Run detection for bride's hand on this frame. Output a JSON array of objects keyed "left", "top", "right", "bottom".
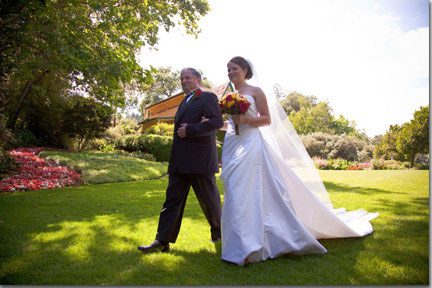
[
  {"left": 232, "top": 115, "right": 247, "bottom": 125},
  {"left": 200, "top": 117, "right": 209, "bottom": 123}
]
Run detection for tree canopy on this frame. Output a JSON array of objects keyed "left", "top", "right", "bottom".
[
  {"left": 0, "top": 0, "right": 209, "bottom": 147},
  {"left": 1, "top": 0, "right": 210, "bottom": 131},
  {"left": 396, "top": 106, "right": 429, "bottom": 167},
  {"left": 278, "top": 90, "right": 359, "bottom": 137},
  {"left": 374, "top": 106, "right": 429, "bottom": 166}
]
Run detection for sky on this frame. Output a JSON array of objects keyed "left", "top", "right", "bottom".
[{"left": 138, "top": 0, "right": 429, "bottom": 137}]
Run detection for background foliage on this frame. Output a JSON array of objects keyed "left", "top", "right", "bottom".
[
  {"left": 374, "top": 106, "right": 428, "bottom": 167},
  {"left": 0, "top": 0, "right": 210, "bottom": 147},
  {"left": 279, "top": 91, "right": 360, "bottom": 136}
]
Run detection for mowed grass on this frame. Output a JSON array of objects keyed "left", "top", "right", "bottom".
[
  {"left": 0, "top": 170, "right": 428, "bottom": 285},
  {"left": 39, "top": 150, "right": 168, "bottom": 185}
]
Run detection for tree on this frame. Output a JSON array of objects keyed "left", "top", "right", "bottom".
[
  {"left": 62, "top": 95, "right": 113, "bottom": 151},
  {"left": 331, "top": 115, "right": 357, "bottom": 135},
  {"left": 1, "top": 0, "right": 210, "bottom": 130},
  {"left": 373, "top": 125, "right": 403, "bottom": 160},
  {"left": 289, "top": 102, "right": 334, "bottom": 135},
  {"left": 396, "top": 106, "right": 429, "bottom": 167},
  {"left": 140, "top": 67, "right": 182, "bottom": 106},
  {"left": 19, "top": 72, "right": 71, "bottom": 147},
  {"left": 139, "top": 67, "right": 213, "bottom": 112},
  {"left": 280, "top": 91, "right": 318, "bottom": 115},
  {"left": 280, "top": 91, "right": 360, "bottom": 136}
]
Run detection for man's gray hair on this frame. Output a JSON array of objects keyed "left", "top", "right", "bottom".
[{"left": 183, "top": 67, "right": 202, "bottom": 79}]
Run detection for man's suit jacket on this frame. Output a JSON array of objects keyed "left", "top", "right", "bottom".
[{"left": 168, "top": 91, "right": 224, "bottom": 174}]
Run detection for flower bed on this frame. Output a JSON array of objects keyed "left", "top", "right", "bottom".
[
  {"left": 0, "top": 147, "right": 81, "bottom": 193},
  {"left": 313, "top": 157, "right": 406, "bottom": 170}
]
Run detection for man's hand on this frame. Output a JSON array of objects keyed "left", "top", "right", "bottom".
[{"left": 177, "top": 123, "right": 187, "bottom": 138}]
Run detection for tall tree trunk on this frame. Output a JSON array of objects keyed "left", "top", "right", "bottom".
[
  {"left": 410, "top": 153, "right": 416, "bottom": 168},
  {"left": 7, "top": 69, "right": 49, "bottom": 130},
  {"left": 113, "top": 106, "right": 117, "bottom": 127},
  {"left": 7, "top": 79, "right": 33, "bottom": 129}
]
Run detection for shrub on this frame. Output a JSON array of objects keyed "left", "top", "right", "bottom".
[
  {"left": 124, "top": 136, "right": 138, "bottom": 152},
  {"left": 301, "top": 133, "right": 330, "bottom": 159},
  {"left": 102, "top": 126, "right": 126, "bottom": 144},
  {"left": 144, "top": 123, "right": 174, "bottom": 136},
  {"left": 312, "top": 157, "right": 408, "bottom": 170},
  {"left": 327, "top": 158, "right": 351, "bottom": 170},
  {"left": 13, "top": 129, "right": 44, "bottom": 148},
  {"left": 370, "top": 159, "right": 403, "bottom": 170},
  {"left": 86, "top": 138, "right": 108, "bottom": 151},
  {"left": 0, "top": 150, "right": 15, "bottom": 176},
  {"left": 115, "top": 134, "right": 172, "bottom": 162},
  {"left": 114, "top": 150, "right": 156, "bottom": 161},
  {"left": 414, "top": 154, "right": 429, "bottom": 165},
  {"left": 328, "top": 138, "right": 358, "bottom": 161},
  {"left": 301, "top": 132, "right": 373, "bottom": 161},
  {"left": 144, "top": 134, "right": 172, "bottom": 162},
  {"left": 119, "top": 118, "right": 139, "bottom": 134},
  {"left": 99, "top": 143, "right": 115, "bottom": 153},
  {"left": 358, "top": 144, "right": 374, "bottom": 162}
]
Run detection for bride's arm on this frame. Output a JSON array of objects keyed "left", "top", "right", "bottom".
[
  {"left": 220, "top": 121, "right": 229, "bottom": 131},
  {"left": 201, "top": 117, "right": 228, "bottom": 130},
  {"left": 232, "top": 87, "right": 271, "bottom": 127}
]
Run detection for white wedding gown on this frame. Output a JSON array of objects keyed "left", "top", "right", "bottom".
[{"left": 220, "top": 95, "right": 378, "bottom": 266}]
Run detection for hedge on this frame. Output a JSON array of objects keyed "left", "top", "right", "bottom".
[
  {"left": 115, "top": 134, "right": 172, "bottom": 162},
  {"left": 115, "top": 134, "right": 223, "bottom": 164}
]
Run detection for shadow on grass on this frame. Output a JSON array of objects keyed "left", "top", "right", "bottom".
[
  {"left": 0, "top": 177, "right": 428, "bottom": 285},
  {"left": 0, "top": 179, "right": 229, "bottom": 284},
  {"left": 323, "top": 181, "right": 403, "bottom": 196}
]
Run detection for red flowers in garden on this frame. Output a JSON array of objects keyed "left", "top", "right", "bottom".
[{"left": 0, "top": 148, "right": 81, "bottom": 193}]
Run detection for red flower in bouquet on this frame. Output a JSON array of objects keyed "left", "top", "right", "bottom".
[{"left": 219, "top": 91, "right": 251, "bottom": 135}]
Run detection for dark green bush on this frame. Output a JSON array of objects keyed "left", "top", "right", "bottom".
[
  {"left": 0, "top": 149, "right": 15, "bottom": 176},
  {"left": 115, "top": 134, "right": 172, "bottom": 162},
  {"left": 13, "top": 129, "right": 44, "bottom": 148},
  {"left": 301, "top": 132, "right": 373, "bottom": 161},
  {"left": 328, "top": 138, "right": 358, "bottom": 161}
]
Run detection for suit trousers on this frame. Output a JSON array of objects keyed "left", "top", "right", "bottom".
[{"left": 156, "top": 172, "right": 222, "bottom": 243}]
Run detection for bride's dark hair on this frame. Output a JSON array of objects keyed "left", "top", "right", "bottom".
[{"left": 228, "top": 56, "right": 253, "bottom": 80}]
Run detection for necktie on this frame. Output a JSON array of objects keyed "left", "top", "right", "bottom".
[{"left": 185, "top": 93, "right": 193, "bottom": 103}]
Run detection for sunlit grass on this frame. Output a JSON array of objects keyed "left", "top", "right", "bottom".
[
  {"left": 39, "top": 151, "right": 168, "bottom": 185},
  {"left": 0, "top": 170, "right": 428, "bottom": 285}
]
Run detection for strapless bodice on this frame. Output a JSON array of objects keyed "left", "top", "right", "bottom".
[{"left": 242, "top": 94, "right": 258, "bottom": 118}]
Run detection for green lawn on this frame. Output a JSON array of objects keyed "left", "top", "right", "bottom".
[
  {"left": 0, "top": 170, "right": 428, "bottom": 285},
  {"left": 39, "top": 150, "right": 168, "bottom": 185}
]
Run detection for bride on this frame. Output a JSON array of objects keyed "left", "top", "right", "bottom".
[{"left": 218, "top": 56, "right": 378, "bottom": 266}]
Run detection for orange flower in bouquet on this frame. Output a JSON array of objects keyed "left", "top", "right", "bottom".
[{"left": 219, "top": 91, "right": 251, "bottom": 135}]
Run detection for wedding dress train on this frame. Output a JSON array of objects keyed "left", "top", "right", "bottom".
[{"left": 220, "top": 95, "right": 378, "bottom": 266}]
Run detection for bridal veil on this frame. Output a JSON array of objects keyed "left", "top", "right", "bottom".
[{"left": 246, "top": 59, "right": 378, "bottom": 238}]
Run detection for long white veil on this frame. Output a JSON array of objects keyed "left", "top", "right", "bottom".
[{"left": 247, "top": 60, "right": 334, "bottom": 209}]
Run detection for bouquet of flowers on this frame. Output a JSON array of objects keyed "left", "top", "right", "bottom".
[{"left": 219, "top": 91, "right": 251, "bottom": 135}]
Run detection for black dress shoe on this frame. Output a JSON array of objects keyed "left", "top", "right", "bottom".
[{"left": 138, "top": 240, "right": 170, "bottom": 253}]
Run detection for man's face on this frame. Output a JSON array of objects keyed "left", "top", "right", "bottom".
[{"left": 180, "top": 69, "right": 201, "bottom": 94}]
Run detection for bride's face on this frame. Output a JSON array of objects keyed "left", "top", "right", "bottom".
[{"left": 227, "top": 62, "right": 247, "bottom": 83}]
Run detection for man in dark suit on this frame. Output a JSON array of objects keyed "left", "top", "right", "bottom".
[{"left": 138, "top": 68, "right": 224, "bottom": 253}]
